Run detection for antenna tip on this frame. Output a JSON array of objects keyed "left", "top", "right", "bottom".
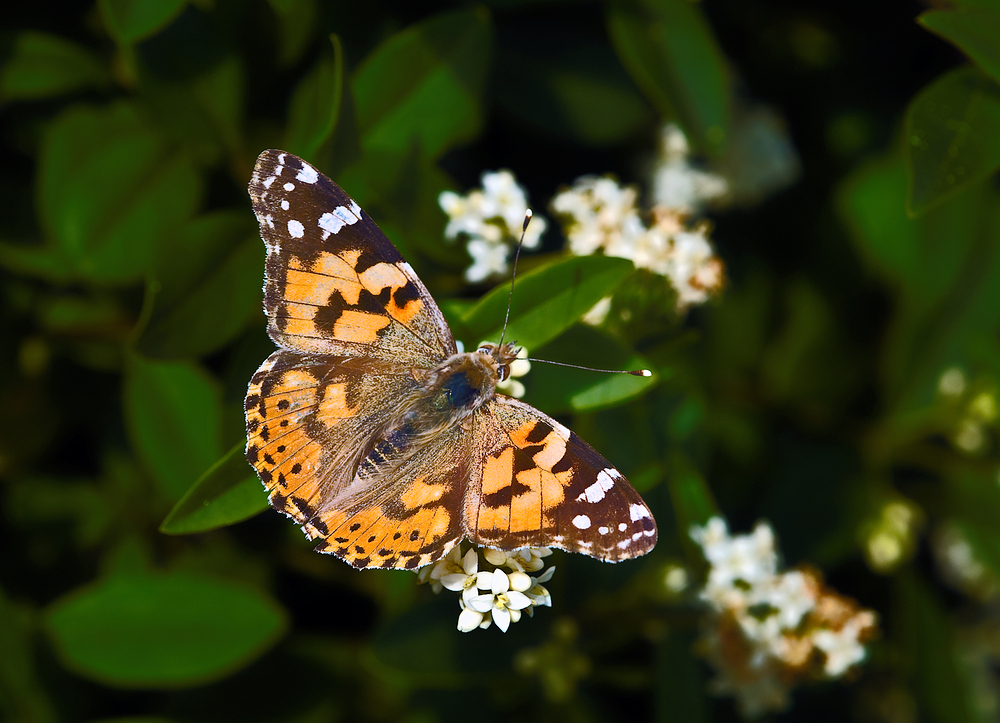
[
  {"left": 637, "top": 369, "right": 653, "bottom": 377},
  {"left": 523, "top": 209, "right": 532, "bottom": 231}
]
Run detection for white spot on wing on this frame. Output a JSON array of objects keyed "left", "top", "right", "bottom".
[
  {"left": 618, "top": 523, "right": 627, "bottom": 532},
  {"left": 281, "top": 200, "right": 289, "bottom": 210},
  {"left": 283, "top": 182, "right": 295, "bottom": 191},
  {"left": 318, "top": 205, "right": 362, "bottom": 236},
  {"left": 287, "top": 219, "right": 304, "bottom": 238},
  {"left": 263, "top": 176, "right": 275, "bottom": 188},
  {"left": 265, "top": 214, "right": 274, "bottom": 229},
  {"left": 277, "top": 153, "right": 286, "bottom": 165},
  {"left": 578, "top": 469, "right": 615, "bottom": 503},
  {"left": 572, "top": 514, "right": 591, "bottom": 530},
  {"left": 598, "top": 526, "right": 609, "bottom": 535},
  {"left": 296, "top": 164, "right": 319, "bottom": 184},
  {"left": 629, "top": 504, "right": 650, "bottom": 522}
]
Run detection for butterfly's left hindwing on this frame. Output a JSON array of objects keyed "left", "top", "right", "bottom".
[
  {"left": 465, "top": 396, "right": 657, "bottom": 562},
  {"left": 246, "top": 348, "right": 467, "bottom": 569}
]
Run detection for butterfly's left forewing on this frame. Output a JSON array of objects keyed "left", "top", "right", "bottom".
[{"left": 466, "top": 396, "right": 657, "bottom": 562}]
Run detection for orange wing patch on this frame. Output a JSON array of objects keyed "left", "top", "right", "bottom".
[
  {"left": 471, "top": 417, "right": 573, "bottom": 541},
  {"left": 312, "top": 474, "right": 460, "bottom": 569}
]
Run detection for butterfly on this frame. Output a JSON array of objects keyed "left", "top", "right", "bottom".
[{"left": 245, "top": 149, "right": 657, "bottom": 570}]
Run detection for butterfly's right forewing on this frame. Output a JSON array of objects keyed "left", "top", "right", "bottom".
[{"left": 248, "top": 150, "right": 455, "bottom": 366}]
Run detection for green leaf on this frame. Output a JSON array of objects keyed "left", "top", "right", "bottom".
[
  {"left": 161, "top": 443, "right": 266, "bottom": 535},
  {"left": 0, "top": 31, "right": 110, "bottom": 103},
  {"left": 0, "top": 588, "right": 57, "bottom": 723},
  {"left": 920, "top": 8, "right": 1000, "bottom": 85},
  {"left": 0, "top": 241, "right": 73, "bottom": 282},
  {"left": 352, "top": 7, "right": 492, "bottom": 160},
  {"left": 837, "top": 156, "right": 921, "bottom": 291},
  {"left": 666, "top": 450, "right": 718, "bottom": 557},
  {"left": 139, "top": 214, "right": 263, "bottom": 359},
  {"left": 98, "top": 0, "right": 188, "bottom": 45},
  {"left": 124, "top": 354, "right": 223, "bottom": 500},
  {"left": 896, "top": 571, "right": 981, "bottom": 723},
  {"left": 45, "top": 572, "right": 286, "bottom": 688},
  {"left": 268, "top": 0, "right": 319, "bottom": 67},
  {"left": 607, "top": 0, "right": 730, "bottom": 154},
  {"left": 284, "top": 35, "right": 343, "bottom": 159},
  {"left": 461, "top": 255, "right": 634, "bottom": 351},
  {"left": 139, "top": 54, "right": 245, "bottom": 163},
  {"left": 495, "top": 31, "right": 651, "bottom": 146},
  {"left": 39, "top": 103, "right": 202, "bottom": 284},
  {"left": 904, "top": 66, "right": 1000, "bottom": 216},
  {"left": 523, "top": 324, "right": 656, "bottom": 413}
]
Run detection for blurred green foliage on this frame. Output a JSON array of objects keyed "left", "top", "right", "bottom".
[{"left": 2, "top": 0, "right": 1000, "bottom": 722}]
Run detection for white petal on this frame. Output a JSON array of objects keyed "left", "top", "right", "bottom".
[
  {"left": 492, "top": 570, "right": 511, "bottom": 595},
  {"left": 457, "top": 607, "right": 484, "bottom": 633},
  {"left": 468, "top": 594, "right": 495, "bottom": 613},
  {"left": 440, "top": 573, "right": 471, "bottom": 592},
  {"left": 461, "top": 548, "right": 479, "bottom": 576},
  {"left": 492, "top": 606, "right": 512, "bottom": 632},
  {"left": 509, "top": 608, "right": 522, "bottom": 624},
  {"left": 506, "top": 591, "right": 533, "bottom": 610},
  {"left": 508, "top": 571, "right": 532, "bottom": 592},
  {"left": 475, "top": 570, "right": 494, "bottom": 590},
  {"left": 484, "top": 548, "right": 508, "bottom": 566},
  {"left": 534, "top": 566, "right": 556, "bottom": 584}
]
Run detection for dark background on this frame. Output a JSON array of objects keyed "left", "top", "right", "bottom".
[{"left": 1, "top": 1, "right": 997, "bottom": 722}]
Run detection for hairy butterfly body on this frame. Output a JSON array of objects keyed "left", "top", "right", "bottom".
[{"left": 246, "top": 149, "right": 656, "bottom": 570}]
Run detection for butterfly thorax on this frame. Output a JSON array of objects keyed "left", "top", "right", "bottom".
[{"left": 356, "top": 346, "right": 516, "bottom": 482}]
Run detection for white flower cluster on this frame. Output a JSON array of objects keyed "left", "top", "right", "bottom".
[
  {"left": 439, "top": 171, "right": 547, "bottom": 283},
  {"left": 418, "top": 545, "right": 555, "bottom": 633},
  {"left": 690, "top": 517, "right": 877, "bottom": 718},
  {"left": 652, "top": 123, "right": 729, "bottom": 212},
  {"left": 551, "top": 125, "right": 725, "bottom": 310}
]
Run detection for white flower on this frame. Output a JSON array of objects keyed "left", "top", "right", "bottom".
[
  {"left": 651, "top": 124, "right": 728, "bottom": 213},
  {"left": 457, "top": 598, "right": 490, "bottom": 632},
  {"left": 690, "top": 516, "right": 877, "bottom": 715},
  {"left": 525, "top": 566, "right": 556, "bottom": 608},
  {"left": 439, "top": 170, "right": 547, "bottom": 283},
  {"left": 467, "top": 569, "right": 533, "bottom": 632},
  {"left": 552, "top": 172, "right": 724, "bottom": 311},
  {"left": 662, "top": 227, "right": 724, "bottom": 308},
  {"left": 439, "top": 548, "right": 487, "bottom": 604},
  {"left": 812, "top": 613, "right": 875, "bottom": 676},
  {"left": 465, "top": 238, "right": 509, "bottom": 283},
  {"left": 419, "top": 544, "right": 466, "bottom": 594},
  {"left": 552, "top": 176, "right": 644, "bottom": 257}
]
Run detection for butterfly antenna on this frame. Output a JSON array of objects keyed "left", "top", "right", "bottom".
[
  {"left": 526, "top": 357, "right": 652, "bottom": 377},
  {"left": 497, "top": 210, "right": 531, "bottom": 348}
]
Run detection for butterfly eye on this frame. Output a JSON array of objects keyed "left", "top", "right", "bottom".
[{"left": 497, "top": 365, "right": 509, "bottom": 382}]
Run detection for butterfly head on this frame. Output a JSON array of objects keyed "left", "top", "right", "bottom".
[{"left": 475, "top": 341, "right": 521, "bottom": 383}]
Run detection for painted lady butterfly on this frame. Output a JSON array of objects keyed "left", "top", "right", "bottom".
[{"left": 245, "top": 150, "right": 657, "bottom": 570}]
